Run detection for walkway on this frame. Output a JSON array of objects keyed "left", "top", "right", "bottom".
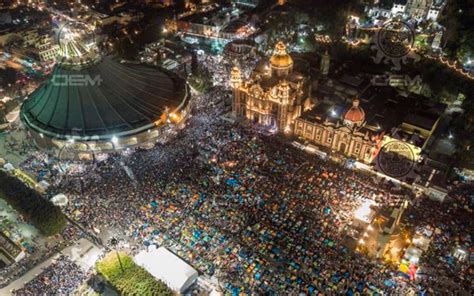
[
  {"left": 0, "top": 238, "right": 100, "bottom": 295},
  {"left": 0, "top": 253, "right": 59, "bottom": 295}
]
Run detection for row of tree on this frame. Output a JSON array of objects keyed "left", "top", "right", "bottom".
[
  {"left": 96, "top": 252, "right": 174, "bottom": 296},
  {"left": 439, "top": 0, "right": 474, "bottom": 63},
  {"left": 0, "top": 170, "right": 66, "bottom": 236}
]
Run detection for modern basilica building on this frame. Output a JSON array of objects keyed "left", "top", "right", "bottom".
[{"left": 20, "top": 22, "right": 191, "bottom": 156}]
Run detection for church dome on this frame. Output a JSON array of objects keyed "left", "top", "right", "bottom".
[
  {"left": 21, "top": 20, "right": 190, "bottom": 142},
  {"left": 344, "top": 99, "right": 365, "bottom": 125},
  {"left": 270, "top": 41, "right": 293, "bottom": 69}
]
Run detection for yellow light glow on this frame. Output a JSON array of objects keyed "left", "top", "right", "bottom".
[{"left": 354, "top": 200, "right": 376, "bottom": 223}]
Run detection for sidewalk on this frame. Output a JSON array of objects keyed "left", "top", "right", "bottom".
[
  {"left": 0, "top": 253, "right": 60, "bottom": 295},
  {"left": 0, "top": 238, "right": 100, "bottom": 295}
]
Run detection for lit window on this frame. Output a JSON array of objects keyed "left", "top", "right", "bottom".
[
  {"left": 327, "top": 133, "right": 333, "bottom": 143},
  {"left": 354, "top": 143, "right": 361, "bottom": 154}
]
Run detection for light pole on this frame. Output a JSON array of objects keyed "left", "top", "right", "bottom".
[{"left": 110, "top": 238, "right": 124, "bottom": 274}]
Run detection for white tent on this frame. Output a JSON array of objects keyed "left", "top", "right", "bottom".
[
  {"left": 134, "top": 247, "right": 198, "bottom": 294},
  {"left": 3, "top": 163, "right": 14, "bottom": 171},
  {"left": 51, "top": 193, "right": 68, "bottom": 207}
]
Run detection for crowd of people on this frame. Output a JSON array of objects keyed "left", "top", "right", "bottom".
[
  {"left": 36, "top": 84, "right": 472, "bottom": 295},
  {"left": 1, "top": 131, "right": 34, "bottom": 158},
  {"left": 404, "top": 187, "right": 473, "bottom": 294},
  {"left": 0, "top": 243, "right": 63, "bottom": 289},
  {"left": 3, "top": 55, "right": 471, "bottom": 294},
  {"left": 12, "top": 255, "right": 87, "bottom": 295}
]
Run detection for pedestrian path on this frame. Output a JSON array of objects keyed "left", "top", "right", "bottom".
[{"left": 0, "top": 253, "right": 59, "bottom": 295}]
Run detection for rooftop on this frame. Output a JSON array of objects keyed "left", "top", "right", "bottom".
[{"left": 21, "top": 56, "right": 188, "bottom": 140}]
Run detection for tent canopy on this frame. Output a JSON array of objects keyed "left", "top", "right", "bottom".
[
  {"left": 51, "top": 193, "right": 68, "bottom": 206},
  {"left": 134, "top": 246, "right": 198, "bottom": 293}
]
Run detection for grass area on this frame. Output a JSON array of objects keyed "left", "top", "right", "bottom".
[{"left": 96, "top": 252, "right": 174, "bottom": 296}]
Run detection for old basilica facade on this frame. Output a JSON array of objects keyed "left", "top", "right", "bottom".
[
  {"left": 231, "top": 41, "right": 384, "bottom": 164},
  {"left": 231, "top": 41, "right": 310, "bottom": 133}
]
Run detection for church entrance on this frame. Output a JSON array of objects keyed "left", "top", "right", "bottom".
[
  {"left": 253, "top": 114, "right": 259, "bottom": 124},
  {"left": 339, "top": 143, "right": 347, "bottom": 154}
]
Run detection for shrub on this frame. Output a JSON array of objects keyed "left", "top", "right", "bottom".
[
  {"left": 96, "top": 252, "right": 174, "bottom": 296},
  {"left": 0, "top": 170, "right": 66, "bottom": 236}
]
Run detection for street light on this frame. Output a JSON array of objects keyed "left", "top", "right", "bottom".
[{"left": 110, "top": 237, "right": 124, "bottom": 274}]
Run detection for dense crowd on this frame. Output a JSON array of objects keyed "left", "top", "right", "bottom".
[
  {"left": 12, "top": 255, "right": 86, "bottom": 296},
  {"left": 0, "top": 245, "right": 62, "bottom": 289},
  {"left": 0, "top": 224, "right": 84, "bottom": 289},
  {"left": 39, "top": 85, "right": 474, "bottom": 294},
  {"left": 5, "top": 58, "right": 471, "bottom": 294},
  {"left": 404, "top": 186, "right": 473, "bottom": 294}
]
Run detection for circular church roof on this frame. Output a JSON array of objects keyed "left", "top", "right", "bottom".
[
  {"left": 344, "top": 99, "right": 365, "bottom": 124},
  {"left": 21, "top": 56, "right": 188, "bottom": 140}
]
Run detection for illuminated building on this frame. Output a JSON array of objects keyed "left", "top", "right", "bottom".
[
  {"left": 296, "top": 92, "right": 445, "bottom": 165},
  {"left": 223, "top": 39, "right": 257, "bottom": 62},
  {"left": 231, "top": 41, "right": 311, "bottom": 131},
  {"left": 21, "top": 22, "right": 190, "bottom": 154},
  {"left": 366, "top": 0, "right": 446, "bottom": 21},
  {"left": 354, "top": 201, "right": 409, "bottom": 262},
  {"left": 37, "top": 38, "right": 60, "bottom": 63},
  {"left": 406, "top": 0, "right": 446, "bottom": 21},
  {"left": 233, "top": 42, "right": 445, "bottom": 167},
  {"left": 320, "top": 50, "right": 330, "bottom": 76},
  {"left": 174, "top": 4, "right": 256, "bottom": 41},
  {"left": 295, "top": 99, "right": 384, "bottom": 163}
]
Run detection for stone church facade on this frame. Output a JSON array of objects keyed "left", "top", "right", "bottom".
[{"left": 231, "top": 42, "right": 384, "bottom": 164}]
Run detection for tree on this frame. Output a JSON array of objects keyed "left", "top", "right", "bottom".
[
  {"left": 191, "top": 51, "right": 199, "bottom": 75},
  {"left": 96, "top": 252, "right": 174, "bottom": 296},
  {"left": 0, "top": 171, "right": 66, "bottom": 236},
  {"left": 291, "top": 0, "right": 364, "bottom": 39},
  {"left": 0, "top": 68, "right": 17, "bottom": 88},
  {"left": 31, "top": 204, "right": 67, "bottom": 236},
  {"left": 439, "top": 0, "right": 474, "bottom": 61},
  {"left": 118, "top": 38, "right": 139, "bottom": 60},
  {"left": 174, "top": 0, "right": 186, "bottom": 14}
]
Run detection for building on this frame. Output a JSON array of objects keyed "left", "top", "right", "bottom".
[
  {"left": 223, "top": 39, "right": 257, "bottom": 62},
  {"left": 391, "top": 0, "right": 407, "bottom": 16},
  {"left": 231, "top": 41, "right": 311, "bottom": 132},
  {"left": 406, "top": 0, "right": 432, "bottom": 20},
  {"left": 20, "top": 29, "right": 40, "bottom": 47},
  {"left": 295, "top": 99, "right": 384, "bottom": 163},
  {"left": 232, "top": 42, "right": 445, "bottom": 166},
  {"left": 140, "top": 41, "right": 193, "bottom": 77},
  {"left": 295, "top": 85, "right": 444, "bottom": 164},
  {"left": 21, "top": 23, "right": 191, "bottom": 155},
  {"left": 366, "top": 0, "right": 446, "bottom": 21},
  {"left": 0, "top": 232, "right": 23, "bottom": 268},
  {"left": 36, "top": 36, "right": 60, "bottom": 62},
  {"left": 174, "top": 4, "right": 256, "bottom": 41}
]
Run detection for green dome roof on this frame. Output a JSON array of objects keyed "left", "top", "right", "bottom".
[{"left": 21, "top": 56, "right": 188, "bottom": 140}]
